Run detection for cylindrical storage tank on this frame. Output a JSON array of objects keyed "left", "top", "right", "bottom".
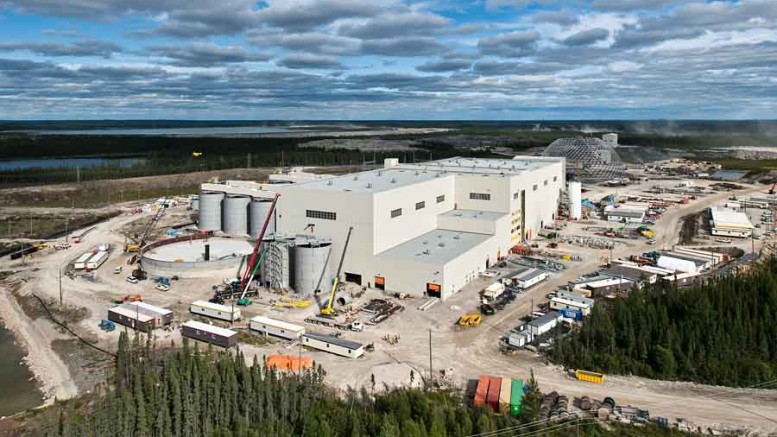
[
  {"left": 190, "top": 195, "right": 200, "bottom": 211},
  {"left": 198, "top": 191, "right": 225, "bottom": 231},
  {"left": 568, "top": 181, "right": 582, "bottom": 220},
  {"left": 294, "top": 243, "right": 332, "bottom": 295},
  {"left": 250, "top": 199, "right": 276, "bottom": 239},
  {"left": 222, "top": 195, "right": 251, "bottom": 235}
]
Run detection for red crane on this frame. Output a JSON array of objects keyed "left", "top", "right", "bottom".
[
  {"left": 240, "top": 193, "right": 280, "bottom": 297},
  {"left": 769, "top": 180, "right": 777, "bottom": 195}
]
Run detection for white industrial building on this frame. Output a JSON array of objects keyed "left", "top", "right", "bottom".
[
  {"left": 709, "top": 207, "right": 754, "bottom": 238},
  {"left": 199, "top": 156, "right": 565, "bottom": 300},
  {"left": 604, "top": 203, "right": 648, "bottom": 224}
]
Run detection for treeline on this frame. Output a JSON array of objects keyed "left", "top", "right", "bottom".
[
  {"left": 43, "top": 332, "right": 691, "bottom": 437},
  {"left": 550, "top": 258, "right": 777, "bottom": 387}
]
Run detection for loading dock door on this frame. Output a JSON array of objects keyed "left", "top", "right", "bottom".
[
  {"left": 374, "top": 276, "right": 385, "bottom": 290},
  {"left": 345, "top": 272, "right": 362, "bottom": 285},
  {"left": 427, "top": 283, "right": 441, "bottom": 298}
]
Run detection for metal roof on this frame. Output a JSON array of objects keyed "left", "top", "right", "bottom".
[
  {"left": 183, "top": 320, "right": 237, "bottom": 337},
  {"left": 402, "top": 157, "right": 562, "bottom": 175},
  {"left": 377, "top": 229, "right": 491, "bottom": 264},
  {"left": 250, "top": 315, "right": 305, "bottom": 333},
  {"left": 710, "top": 207, "right": 753, "bottom": 229},
  {"left": 125, "top": 301, "right": 172, "bottom": 317},
  {"left": 109, "top": 306, "right": 154, "bottom": 322},
  {"left": 303, "top": 333, "right": 363, "bottom": 350},
  {"left": 601, "top": 265, "right": 654, "bottom": 282},
  {"left": 191, "top": 300, "right": 240, "bottom": 313},
  {"left": 439, "top": 209, "right": 506, "bottom": 221},
  {"left": 527, "top": 311, "right": 561, "bottom": 328},
  {"left": 512, "top": 268, "right": 546, "bottom": 282}
]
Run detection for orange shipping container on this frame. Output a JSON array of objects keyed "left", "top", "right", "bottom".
[
  {"left": 474, "top": 375, "right": 490, "bottom": 407},
  {"left": 266, "top": 354, "right": 312, "bottom": 373}
]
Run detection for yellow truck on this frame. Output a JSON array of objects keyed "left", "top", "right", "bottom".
[
  {"left": 574, "top": 369, "right": 605, "bottom": 384},
  {"left": 458, "top": 314, "right": 482, "bottom": 327}
]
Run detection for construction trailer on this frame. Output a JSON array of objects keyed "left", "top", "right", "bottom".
[
  {"left": 85, "top": 251, "right": 109, "bottom": 270},
  {"left": 249, "top": 315, "right": 305, "bottom": 341},
  {"left": 181, "top": 320, "right": 237, "bottom": 348},
  {"left": 108, "top": 302, "right": 172, "bottom": 331},
  {"left": 510, "top": 268, "right": 549, "bottom": 290},
  {"left": 549, "top": 296, "right": 592, "bottom": 316},
  {"left": 73, "top": 252, "right": 94, "bottom": 270},
  {"left": 301, "top": 333, "right": 364, "bottom": 358},
  {"left": 190, "top": 300, "right": 241, "bottom": 322}
]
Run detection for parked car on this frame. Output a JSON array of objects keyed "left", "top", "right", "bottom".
[
  {"left": 156, "top": 284, "right": 171, "bottom": 292},
  {"left": 126, "top": 276, "right": 139, "bottom": 284},
  {"left": 480, "top": 304, "right": 495, "bottom": 316}
]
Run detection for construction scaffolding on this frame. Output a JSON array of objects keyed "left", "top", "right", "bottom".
[
  {"left": 543, "top": 137, "right": 627, "bottom": 183},
  {"left": 260, "top": 240, "right": 292, "bottom": 290}
]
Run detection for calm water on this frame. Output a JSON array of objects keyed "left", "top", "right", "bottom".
[
  {"left": 0, "top": 324, "right": 43, "bottom": 417},
  {"left": 0, "top": 157, "right": 144, "bottom": 171},
  {"left": 33, "top": 126, "right": 293, "bottom": 136}
]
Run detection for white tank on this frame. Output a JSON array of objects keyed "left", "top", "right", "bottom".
[
  {"left": 294, "top": 242, "right": 332, "bottom": 295},
  {"left": 198, "top": 191, "right": 225, "bottom": 231},
  {"left": 569, "top": 181, "right": 582, "bottom": 220},
  {"left": 249, "top": 199, "right": 276, "bottom": 239},
  {"left": 222, "top": 195, "right": 251, "bottom": 235}
]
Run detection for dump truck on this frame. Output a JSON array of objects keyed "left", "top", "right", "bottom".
[{"left": 458, "top": 314, "right": 482, "bottom": 327}]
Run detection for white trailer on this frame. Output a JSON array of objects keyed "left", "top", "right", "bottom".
[
  {"left": 301, "top": 333, "right": 364, "bottom": 358},
  {"left": 483, "top": 282, "right": 506, "bottom": 301},
  {"left": 190, "top": 300, "right": 241, "bottom": 322},
  {"left": 249, "top": 315, "right": 305, "bottom": 340},
  {"left": 73, "top": 252, "right": 94, "bottom": 270},
  {"left": 511, "top": 268, "right": 549, "bottom": 290},
  {"left": 85, "top": 250, "right": 109, "bottom": 270}
]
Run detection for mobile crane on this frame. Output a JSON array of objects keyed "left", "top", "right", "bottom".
[
  {"left": 769, "top": 180, "right": 777, "bottom": 195},
  {"left": 321, "top": 226, "right": 353, "bottom": 316},
  {"left": 238, "top": 193, "right": 280, "bottom": 300}
]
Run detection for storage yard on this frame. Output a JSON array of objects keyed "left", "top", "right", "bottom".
[{"left": 4, "top": 142, "right": 777, "bottom": 434}]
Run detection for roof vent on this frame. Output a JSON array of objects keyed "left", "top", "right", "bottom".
[
  {"left": 366, "top": 183, "right": 372, "bottom": 189},
  {"left": 423, "top": 249, "right": 431, "bottom": 255},
  {"left": 327, "top": 180, "right": 333, "bottom": 186},
  {"left": 378, "top": 171, "right": 382, "bottom": 176},
  {"left": 453, "top": 235, "right": 460, "bottom": 240},
  {"left": 390, "top": 177, "right": 396, "bottom": 183},
  {"left": 353, "top": 175, "right": 359, "bottom": 181},
  {"left": 415, "top": 171, "right": 419, "bottom": 176},
  {"left": 438, "top": 242, "right": 445, "bottom": 247}
]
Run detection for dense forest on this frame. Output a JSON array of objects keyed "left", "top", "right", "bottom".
[
  {"left": 550, "top": 258, "right": 777, "bottom": 387},
  {"left": 36, "top": 331, "right": 692, "bottom": 437}
]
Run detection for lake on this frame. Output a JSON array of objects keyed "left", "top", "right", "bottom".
[
  {"left": 0, "top": 324, "right": 43, "bottom": 417},
  {"left": 0, "top": 157, "right": 145, "bottom": 171},
  {"left": 31, "top": 126, "right": 294, "bottom": 136}
]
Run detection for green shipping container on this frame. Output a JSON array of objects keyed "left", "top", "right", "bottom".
[{"left": 510, "top": 379, "right": 523, "bottom": 416}]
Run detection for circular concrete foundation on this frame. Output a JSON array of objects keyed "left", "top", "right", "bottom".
[{"left": 141, "top": 236, "right": 254, "bottom": 278}]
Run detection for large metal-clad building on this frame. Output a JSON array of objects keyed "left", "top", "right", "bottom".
[{"left": 199, "top": 156, "right": 564, "bottom": 300}]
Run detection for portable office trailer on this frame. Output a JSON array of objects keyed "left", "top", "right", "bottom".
[
  {"left": 486, "top": 376, "right": 501, "bottom": 412},
  {"left": 108, "top": 305, "right": 155, "bottom": 331},
  {"left": 129, "top": 301, "right": 174, "bottom": 327},
  {"left": 249, "top": 315, "right": 305, "bottom": 340},
  {"left": 301, "top": 333, "right": 364, "bottom": 358},
  {"left": 181, "top": 320, "right": 237, "bottom": 348},
  {"left": 499, "top": 377, "right": 512, "bottom": 414},
  {"left": 73, "top": 252, "right": 94, "bottom": 270},
  {"left": 190, "top": 300, "right": 241, "bottom": 322},
  {"left": 510, "top": 379, "right": 523, "bottom": 416},
  {"left": 85, "top": 251, "right": 109, "bottom": 270},
  {"left": 511, "top": 268, "right": 549, "bottom": 290},
  {"left": 549, "top": 297, "right": 591, "bottom": 316}
]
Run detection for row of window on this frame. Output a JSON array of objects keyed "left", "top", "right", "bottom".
[
  {"left": 306, "top": 209, "right": 337, "bottom": 220},
  {"left": 391, "top": 195, "right": 445, "bottom": 219},
  {"left": 469, "top": 192, "right": 491, "bottom": 201}
]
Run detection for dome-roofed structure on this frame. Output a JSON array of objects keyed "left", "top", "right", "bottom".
[{"left": 542, "top": 137, "right": 626, "bottom": 183}]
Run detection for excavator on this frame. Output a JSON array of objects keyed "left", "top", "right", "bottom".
[{"left": 321, "top": 226, "right": 353, "bottom": 317}]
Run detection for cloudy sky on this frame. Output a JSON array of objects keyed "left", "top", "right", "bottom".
[{"left": 0, "top": 0, "right": 775, "bottom": 119}]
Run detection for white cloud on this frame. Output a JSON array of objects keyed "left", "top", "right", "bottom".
[
  {"left": 607, "top": 60, "right": 642, "bottom": 72},
  {"left": 642, "top": 28, "right": 777, "bottom": 53}
]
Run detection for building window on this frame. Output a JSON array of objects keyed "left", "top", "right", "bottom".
[
  {"left": 544, "top": 180, "right": 548, "bottom": 186},
  {"left": 553, "top": 176, "right": 558, "bottom": 182},
  {"left": 513, "top": 192, "right": 520, "bottom": 200},
  {"left": 436, "top": 195, "right": 445, "bottom": 203},
  {"left": 470, "top": 192, "right": 491, "bottom": 201},
  {"left": 416, "top": 201, "right": 425, "bottom": 210},
  {"left": 306, "top": 209, "right": 337, "bottom": 220},
  {"left": 533, "top": 184, "right": 538, "bottom": 191},
  {"left": 391, "top": 208, "right": 402, "bottom": 218}
]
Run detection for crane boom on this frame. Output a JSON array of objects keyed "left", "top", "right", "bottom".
[
  {"left": 239, "top": 193, "right": 279, "bottom": 293},
  {"left": 321, "top": 226, "right": 353, "bottom": 316},
  {"left": 770, "top": 180, "right": 777, "bottom": 195}
]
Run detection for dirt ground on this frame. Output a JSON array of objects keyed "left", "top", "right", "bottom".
[{"left": 2, "top": 172, "right": 777, "bottom": 433}]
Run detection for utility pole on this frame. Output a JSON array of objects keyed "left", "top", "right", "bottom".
[
  {"left": 428, "top": 328, "right": 433, "bottom": 387},
  {"left": 76, "top": 166, "right": 80, "bottom": 184},
  {"left": 58, "top": 266, "right": 63, "bottom": 305}
]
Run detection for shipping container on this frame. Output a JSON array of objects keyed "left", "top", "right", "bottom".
[
  {"left": 181, "top": 320, "right": 237, "bottom": 348},
  {"left": 249, "top": 315, "right": 305, "bottom": 340},
  {"left": 510, "top": 379, "right": 524, "bottom": 416},
  {"left": 85, "top": 251, "right": 109, "bottom": 270},
  {"left": 190, "top": 300, "right": 241, "bottom": 322},
  {"left": 498, "top": 377, "right": 512, "bottom": 414},
  {"left": 73, "top": 252, "right": 94, "bottom": 270},
  {"left": 474, "top": 375, "right": 489, "bottom": 407},
  {"left": 486, "top": 376, "right": 501, "bottom": 412},
  {"left": 575, "top": 369, "right": 605, "bottom": 384}
]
